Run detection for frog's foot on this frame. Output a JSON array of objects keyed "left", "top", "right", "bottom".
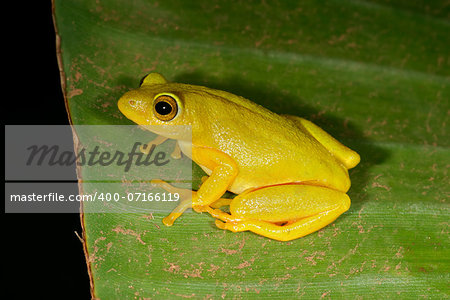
[
  {"left": 150, "top": 179, "right": 194, "bottom": 226},
  {"left": 213, "top": 184, "right": 351, "bottom": 241},
  {"left": 203, "top": 206, "right": 242, "bottom": 223}
]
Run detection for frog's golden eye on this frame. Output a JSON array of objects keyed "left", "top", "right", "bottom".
[{"left": 153, "top": 94, "right": 178, "bottom": 121}]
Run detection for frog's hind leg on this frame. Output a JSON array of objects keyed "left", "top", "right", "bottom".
[
  {"left": 282, "top": 115, "right": 360, "bottom": 169},
  {"left": 214, "top": 184, "right": 351, "bottom": 241},
  {"left": 215, "top": 209, "right": 345, "bottom": 241}
]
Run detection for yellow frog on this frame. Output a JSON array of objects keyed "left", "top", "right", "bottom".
[{"left": 118, "top": 73, "right": 360, "bottom": 241}]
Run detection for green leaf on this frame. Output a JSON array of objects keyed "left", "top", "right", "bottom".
[{"left": 53, "top": 0, "right": 449, "bottom": 298}]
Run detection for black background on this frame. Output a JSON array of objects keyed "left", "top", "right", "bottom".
[{"left": 6, "top": 2, "right": 91, "bottom": 299}]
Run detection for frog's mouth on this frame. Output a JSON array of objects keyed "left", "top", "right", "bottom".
[{"left": 117, "top": 95, "right": 133, "bottom": 114}]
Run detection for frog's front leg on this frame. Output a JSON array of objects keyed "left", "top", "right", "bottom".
[
  {"left": 140, "top": 135, "right": 168, "bottom": 154},
  {"left": 214, "top": 184, "right": 350, "bottom": 241},
  {"left": 152, "top": 147, "right": 238, "bottom": 224},
  {"left": 190, "top": 147, "right": 238, "bottom": 210},
  {"left": 150, "top": 179, "right": 193, "bottom": 226},
  {"left": 151, "top": 179, "right": 234, "bottom": 225},
  {"left": 140, "top": 135, "right": 182, "bottom": 159}
]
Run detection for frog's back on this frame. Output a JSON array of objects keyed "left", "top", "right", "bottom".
[{"left": 187, "top": 85, "right": 351, "bottom": 193}]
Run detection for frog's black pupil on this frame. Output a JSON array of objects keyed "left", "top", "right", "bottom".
[{"left": 155, "top": 101, "right": 172, "bottom": 115}]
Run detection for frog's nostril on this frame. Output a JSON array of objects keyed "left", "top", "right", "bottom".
[{"left": 129, "top": 100, "right": 135, "bottom": 106}]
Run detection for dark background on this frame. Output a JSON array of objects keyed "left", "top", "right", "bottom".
[{"left": 6, "top": 2, "right": 91, "bottom": 299}]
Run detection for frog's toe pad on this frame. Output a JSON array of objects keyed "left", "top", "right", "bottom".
[
  {"left": 215, "top": 220, "right": 244, "bottom": 232},
  {"left": 215, "top": 219, "right": 226, "bottom": 229}
]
